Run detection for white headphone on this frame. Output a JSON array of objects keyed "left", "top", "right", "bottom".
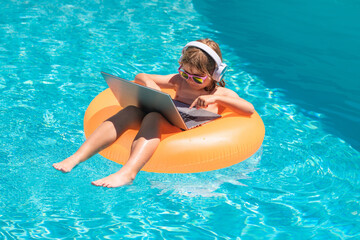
[{"left": 179, "top": 41, "right": 228, "bottom": 82}]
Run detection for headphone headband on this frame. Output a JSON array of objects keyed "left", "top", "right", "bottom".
[
  {"left": 181, "top": 41, "right": 227, "bottom": 82},
  {"left": 184, "top": 41, "right": 222, "bottom": 67}
]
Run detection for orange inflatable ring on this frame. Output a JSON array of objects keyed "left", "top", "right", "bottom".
[{"left": 84, "top": 88, "right": 265, "bottom": 173}]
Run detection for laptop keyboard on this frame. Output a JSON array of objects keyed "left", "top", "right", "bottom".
[{"left": 179, "top": 111, "right": 196, "bottom": 121}]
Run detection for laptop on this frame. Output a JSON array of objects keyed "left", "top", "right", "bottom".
[{"left": 101, "top": 71, "right": 221, "bottom": 130}]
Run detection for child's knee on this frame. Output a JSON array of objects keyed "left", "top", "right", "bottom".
[
  {"left": 141, "top": 112, "right": 165, "bottom": 131},
  {"left": 143, "top": 112, "right": 163, "bottom": 122}
]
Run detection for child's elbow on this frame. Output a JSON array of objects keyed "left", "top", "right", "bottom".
[
  {"left": 235, "top": 107, "right": 255, "bottom": 116},
  {"left": 245, "top": 109, "right": 255, "bottom": 115},
  {"left": 249, "top": 105, "right": 255, "bottom": 114},
  {"left": 135, "top": 73, "right": 148, "bottom": 85},
  {"left": 135, "top": 73, "right": 147, "bottom": 81},
  {"left": 244, "top": 105, "right": 255, "bottom": 115}
]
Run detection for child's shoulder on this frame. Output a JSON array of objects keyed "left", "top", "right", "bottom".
[{"left": 214, "top": 86, "right": 240, "bottom": 97}]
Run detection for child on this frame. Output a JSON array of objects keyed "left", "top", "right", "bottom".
[{"left": 53, "top": 38, "right": 255, "bottom": 188}]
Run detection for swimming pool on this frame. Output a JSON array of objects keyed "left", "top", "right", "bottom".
[{"left": 1, "top": 0, "right": 359, "bottom": 239}]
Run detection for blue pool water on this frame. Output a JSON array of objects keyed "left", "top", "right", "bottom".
[{"left": 1, "top": 0, "right": 359, "bottom": 239}]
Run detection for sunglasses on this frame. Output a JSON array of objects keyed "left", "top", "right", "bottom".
[{"left": 178, "top": 66, "right": 208, "bottom": 84}]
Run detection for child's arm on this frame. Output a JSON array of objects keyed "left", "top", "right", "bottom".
[
  {"left": 190, "top": 89, "right": 255, "bottom": 115},
  {"left": 134, "top": 73, "right": 179, "bottom": 91}
]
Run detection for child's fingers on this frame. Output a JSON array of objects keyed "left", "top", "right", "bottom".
[
  {"left": 189, "top": 98, "right": 199, "bottom": 109},
  {"left": 190, "top": 97, "right": 209, "bottom": 109}
]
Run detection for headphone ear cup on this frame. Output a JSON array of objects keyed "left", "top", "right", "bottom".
[
  {"left": 213, "top": 64, "right": 227, "bottom": 82},
  {"left": 212, "top": 67, "right": 220, "bottom": 82}
]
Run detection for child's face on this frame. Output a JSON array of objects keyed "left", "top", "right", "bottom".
[{"left": 180, "top": 64, "right": 212, "bottom": 90}]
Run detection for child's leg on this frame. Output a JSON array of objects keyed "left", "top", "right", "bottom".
[
  {"left": 53, "top": 106, "right": 145, "bottom": 172},
  {"left": 91, "top": 112, "right": 164, "bottom": 188}
]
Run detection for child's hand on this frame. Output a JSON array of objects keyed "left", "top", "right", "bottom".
[{"left": 189, "top": 95, "right": 218, "bottom": 109}]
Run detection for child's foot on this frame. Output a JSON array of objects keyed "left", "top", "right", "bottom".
[
  {"left": 53, "top": 155, "right": 81, "bottom": 173},
  {"left": 91, "top": 171, "right": 135, "bottom": 188}
]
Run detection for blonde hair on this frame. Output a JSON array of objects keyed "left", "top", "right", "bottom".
[{"left": 179, "top": 38, "right": 226, "bottom": 92}]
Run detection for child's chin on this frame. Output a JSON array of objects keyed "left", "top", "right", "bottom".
[
  {"left": 187, "top": 81, "right": 204, "bottom": 90},
  {"left": 189, "top": 84, "right": 204, "bottom": 90}
]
